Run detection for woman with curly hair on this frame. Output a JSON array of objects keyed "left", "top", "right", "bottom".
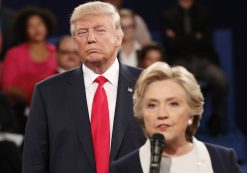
[{"left": 2, "top": 6, "right": 57, "bottom": 105}]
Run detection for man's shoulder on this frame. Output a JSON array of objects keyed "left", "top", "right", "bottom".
[
  {"left": 36, "top": 66, "right": 81, "bottom": 89},
  {"left": 121, "top": 64, "right": 143, "bottom": 77},
  {"left": 111, "top": 149, "right": 141, "bottom": 173}
]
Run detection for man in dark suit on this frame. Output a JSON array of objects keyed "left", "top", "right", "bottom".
[
  {"left": 162, "top": 0, "right": 228, "bottom": 136},
  {"left": 22, "top": 2, "right": 146, "bottom": 173}
]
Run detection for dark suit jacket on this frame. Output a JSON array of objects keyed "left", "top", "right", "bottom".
[
  {"left": 162, "top": 4, "right": 219, "bottom": 65},
  {"left": 110, "top": 143, "right": 241, "bottom": 173},
  {"left": 22, "top": 63, "right": 146, "bottom": 173}
]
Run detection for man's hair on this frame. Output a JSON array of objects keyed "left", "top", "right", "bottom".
[{"left": 70, "top": 1, "right": 123, "bottom": 37}]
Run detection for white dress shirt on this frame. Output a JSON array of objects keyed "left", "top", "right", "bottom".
[
  {"left": 83, "top": 58, "right": 119, "bottom": 147},
  {"left": 119, "top": 41, "right": 141, "bottom": 67}
]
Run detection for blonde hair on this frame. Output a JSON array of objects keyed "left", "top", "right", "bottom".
[
  {"left": 70, "top": 1, "right": 123, "bottom": 37},
  {"left": 133, "top": 62, "right": 204, "bottom": 142}
]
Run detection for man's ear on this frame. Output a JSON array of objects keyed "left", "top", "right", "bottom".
[{"left": 116, "top": 34, "right": 123, "bottom": 47}]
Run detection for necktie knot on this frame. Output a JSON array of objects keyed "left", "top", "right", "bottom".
[{"left": 95, "top": 76, "right": 107, "bottom": 86}]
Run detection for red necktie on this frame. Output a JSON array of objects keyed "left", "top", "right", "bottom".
[{"left": 91, "top": 76, "right": 110, "bottom": 173}]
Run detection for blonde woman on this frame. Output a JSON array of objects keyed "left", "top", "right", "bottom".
[{"left": 111, "top": 62, "right": 241, "bottom": 173}]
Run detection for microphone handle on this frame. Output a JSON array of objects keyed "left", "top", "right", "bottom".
[{"left": 149, "top": 165, "right": 160, "bottom": 173}]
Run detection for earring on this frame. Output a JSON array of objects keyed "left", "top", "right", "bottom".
[{"left": 188, "top": 119, "right": 193, "bottom": 125}]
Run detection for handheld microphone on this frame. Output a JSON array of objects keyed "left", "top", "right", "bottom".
[{"left": 149, "top": 133, "right": 165, "bottom": 173}]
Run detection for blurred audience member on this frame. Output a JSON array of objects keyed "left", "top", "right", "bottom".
[
  {"left": 56, "top": 35, "right": 81, "bottom": 73},
  {"left": 162, "top": 0, "right": 228, "bottom": 135},
  {"left": 1, "top": 7, "right": 57, "bottom": 134},
  {"left": 2, "top": 6, "right": 57, "bottom": 105},
  {"left": 0, "top": 92, "right": 19, "bottom": 133},
  {"left": 102, "top": 0, "right": 151, "bottom": 46},
  {"left": 0, "top": 2, "right": 17, "bottom": 61},
  {"left": 0, "top": 92, "right": 22, "bottom": 173},
  {"left": 119, "top": 8, "right": 141, "bottom": 67},
  {"left": 138, "top": 42, "right": 165, "bottom": 69}
]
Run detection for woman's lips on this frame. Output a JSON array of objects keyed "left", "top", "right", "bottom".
[{"left": 157, "top": 124, "right": 170, "bottom": 131}]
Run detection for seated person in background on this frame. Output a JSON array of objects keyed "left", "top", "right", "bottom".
[
  {"left": 111, "top": 62, "right": 241, "bottom": 173},
  {"left": 119, "top": 8, "right": 141, "bottom": 67},
  {"left": 138, "top": 42, "right": 165, "bottom": 69},
  {"left": 102, "top": 0, "right": 151, "bottom": 46},
  {"left": 56, "top": 35, "right": 81, "bottom": 73},
  {"left": 162, "top": 0, "right": 228, "bottom": 135},
  {"left": 1, "top": 6, "right": 57, "bottom": 105},
  {"left": 1, "top": 6, "right": 57, "bottom": 134}
]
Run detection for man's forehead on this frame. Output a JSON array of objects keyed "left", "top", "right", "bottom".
[{"left": 75, "top": 15, "right": 114, "bottom": 28}]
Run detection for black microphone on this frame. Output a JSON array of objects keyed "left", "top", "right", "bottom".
[{"left": 149, "top": 133, "right": 165, "bottom": 173}]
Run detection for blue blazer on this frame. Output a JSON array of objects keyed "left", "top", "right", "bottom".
[
  {"left": 110, "top": 143, "right": 241, "bottom": 173},
  {"left": 22, "top": 63, "right": 146, "bottom": 173}
]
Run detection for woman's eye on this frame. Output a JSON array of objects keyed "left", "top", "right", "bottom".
[
  {"left": 170, "top": 102, "right": 178, "bottom": 107},
  {"left": 147, "top": 103, "right": 156, "bottom": 109}
]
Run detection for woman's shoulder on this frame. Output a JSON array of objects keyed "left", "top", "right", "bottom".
[
  {"left": 6, "top": 43, "right": 28, "bottom": 54},
  {"left": 205, "top": 142, "right": 236, "bottom": 155},
  {"left": 205, "top": 142, "right": 241, "bottom": 172},
  {"left": 4, "top": 43, "right": 28, "bottom": 61}
]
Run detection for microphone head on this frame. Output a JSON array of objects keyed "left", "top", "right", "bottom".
[
  {"left": 151, "top": 133, "right": 165, "bottom": 147},
  {"left": 151, "top": 133, "right": 165, "bottom": 142},
  {"left": 150, "top": 133, "right": 165, "bottom": 154}
]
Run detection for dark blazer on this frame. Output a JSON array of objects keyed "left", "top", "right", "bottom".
[
  {"left": 110, "top": 143, "right": 241, "bottom": 173},
  {"left": 22, "top": 63, "right": 146, "bottom": 173}
]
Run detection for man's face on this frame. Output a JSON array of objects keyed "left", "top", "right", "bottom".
[
  {"left": 143, "top": 50, "right": 162, "bottom": 69},
  {"left": 57, "top": 37, "right": 81, "bottom": 71},
  {"left": 73, "top": 14, "right": 122, "bottom": 68}
]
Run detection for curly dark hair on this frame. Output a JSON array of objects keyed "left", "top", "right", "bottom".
[{"left": 14, "top": 6, "right": 57, "bottom": 42}]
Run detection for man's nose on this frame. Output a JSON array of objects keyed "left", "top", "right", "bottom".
[{"left": 87, "top": 30, "right": 96, "bottom": 44}]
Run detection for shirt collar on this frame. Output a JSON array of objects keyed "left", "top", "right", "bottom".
[{"left": 83, "top": 58, "right": 119, "bottom": 88}]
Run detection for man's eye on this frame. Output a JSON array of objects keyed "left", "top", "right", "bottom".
[
  {"left": 77, "top": 31, "right": 87, "bottom": 37},
  {"left": 95, "top": 28, "right": 105, "bottom": 33}
]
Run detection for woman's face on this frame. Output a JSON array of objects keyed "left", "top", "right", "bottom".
[
  {"left": 121, "top": 17, "right": 135, "bottom": 42},
  {"left": 27, "top": 15, "right": 47, "bottom": 42},
  {"left": 142, "top": 79, "right": 192, "bottom": 145}
]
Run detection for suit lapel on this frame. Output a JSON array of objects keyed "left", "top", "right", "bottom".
[
  {"left": 110, "top": 64, "right": 136, "bottom": 161},
  {"left": 65, "top": 66, "right": 95, "bottom": 167}
]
